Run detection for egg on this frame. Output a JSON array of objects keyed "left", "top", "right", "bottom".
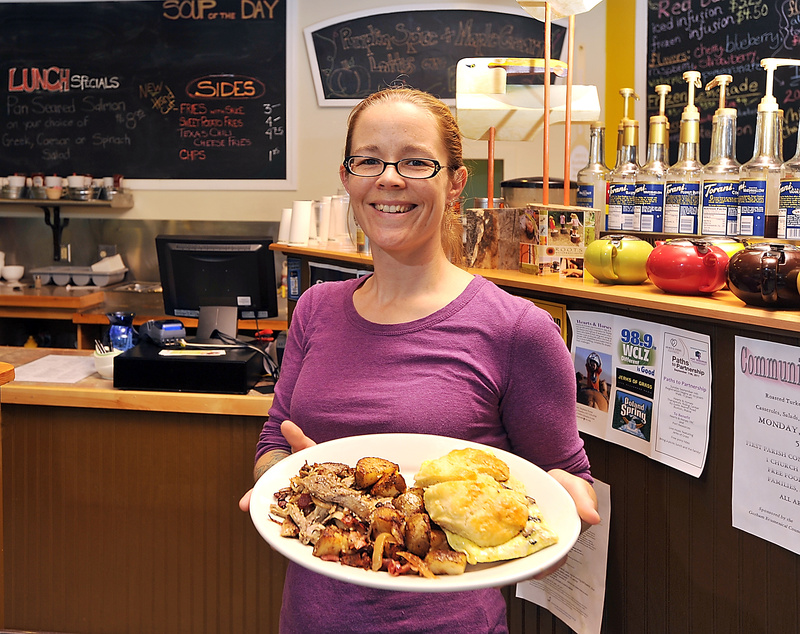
[{"left": 442, "top": 498, "right": 559, "bottom": 565}]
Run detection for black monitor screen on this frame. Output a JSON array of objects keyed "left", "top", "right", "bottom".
[{"left": 155, "top": 235, "right": 278, "bottom": 320}]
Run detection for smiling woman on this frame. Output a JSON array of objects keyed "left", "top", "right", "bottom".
[{"left": 244, "top": 86, "right": 599, "bottom": 634}]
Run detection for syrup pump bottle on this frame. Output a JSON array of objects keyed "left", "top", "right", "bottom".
[
  {"left": 664, "top": 71, "right": 704, "bottom": 234},
  {"left": 634, "top": 84, "right": 671, "bottom": 232},
  {"left": 776, "top": 60, "right": 800, "bottom": 239},
  {"left": 700, "top": 74, "right": 740, "bottom": 236},
  {"left": 576, "top": 121, "right": 610, "bottom": 234},
  {"left": 739, "top": 58, "right": 791, "bottom": 238},
  {"left": 606, "top": 88, "right": 640, "bottom": 231}
]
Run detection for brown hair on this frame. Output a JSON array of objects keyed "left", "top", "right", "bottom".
[{"left": 344, "top": 87, "right": 466, "bottom": 264}]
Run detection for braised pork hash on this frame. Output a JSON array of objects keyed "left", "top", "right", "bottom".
[{"left": 270, "top": 448, "right": 558, "bottom": 578}]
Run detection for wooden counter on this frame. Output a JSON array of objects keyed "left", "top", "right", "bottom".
[
  {"left": 0, "top": 282, "right": 105, "bottom": 311},
  {"left": 0, "top": 347, "right": 285, "bottom": 633},
  {"left": 0, "top": 347, "right": 273, "bottom": 416}
]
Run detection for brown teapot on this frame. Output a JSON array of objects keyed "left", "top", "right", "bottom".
[{"left": 727, "top": 242, "right": 800, "bottom": 308}]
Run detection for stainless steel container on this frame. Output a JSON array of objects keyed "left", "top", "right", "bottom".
[{"left": 501, "top": 177, "right": 576, "bottom": 207}]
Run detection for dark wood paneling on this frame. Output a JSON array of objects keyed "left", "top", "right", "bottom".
[{"left": 2, "top": 404, "right": 286, "bottom": 634}]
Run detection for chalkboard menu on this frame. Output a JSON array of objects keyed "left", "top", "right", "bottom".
[
  {"left": 305, "top": 8, "right": 566, "bottom": 106},
  {"left": 647, "top": 0, "right": 800, "bottom": 165},
  {"left": 0, "top": 1, "right": 289, "bottom": 185}
]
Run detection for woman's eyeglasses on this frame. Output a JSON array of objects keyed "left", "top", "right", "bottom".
[{"left": 343, "top": 156, "right": 443, "bottom": 179}]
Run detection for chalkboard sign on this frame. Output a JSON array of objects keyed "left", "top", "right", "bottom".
[
  {"left": 305, "top": 6, "right": 566, "bottom": 106},
  {"left": 0, "top": 0, "right": 291, "bottom": 187},
  {"left": 646, "top": 0, "right": 800, "bottom": 165}
]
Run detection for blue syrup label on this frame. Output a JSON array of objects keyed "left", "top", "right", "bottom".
[
  {"left": 738, "top": 179, "right": 767, "bottom": 236},
  {"left": 701, "top": 180, "right": 739, "bottom": 236},
  {"left": 634, "top": 182, "right": 665, "bottom": 232}
]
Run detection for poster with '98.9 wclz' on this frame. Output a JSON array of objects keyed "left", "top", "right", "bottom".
[{"left": 569, "top": 311, "right": 712, "bottom": 478}]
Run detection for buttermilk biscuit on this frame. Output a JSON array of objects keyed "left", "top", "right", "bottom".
[
  {"left": 423, "top": 473, "right": 529, "bottom": 547},
  {"left": 413, "top": 447, "right": 510, "bottom": 488}
]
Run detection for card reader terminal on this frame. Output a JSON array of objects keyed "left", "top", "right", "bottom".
[{"left": 139, "top": 319, "right": 186, "bottom": 346}]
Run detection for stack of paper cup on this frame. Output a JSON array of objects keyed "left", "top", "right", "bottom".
[
  {"left": 316, "top": 196, "right": 331, "bottom": 248},
  {"left": 277, "top": 207, "right": 292, "bottom": 243},
  {"left": 308, "top": 201, "right": 320, "bottom": 246},
  {"left": 314, "top": 197, "right": 332, "bottom": 246},
  {"left": 329, "top": 194, "right": 355, "bottom": 249},
  {"left": 288, "top": 200, "right": 313, "bottom": 246}
]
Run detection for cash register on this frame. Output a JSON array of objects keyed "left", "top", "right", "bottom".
[{"left": 113, "top": 235, "right": 278, "bottom": 394}]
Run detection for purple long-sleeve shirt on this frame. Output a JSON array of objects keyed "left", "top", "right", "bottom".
[{"left": 256, "top": 274, "right": 591, "bottom": 633}]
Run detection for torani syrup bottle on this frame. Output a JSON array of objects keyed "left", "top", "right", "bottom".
[
  {"left": 635, "top": 84, "right": 671, "bottom": 232},
  {"left": 607, "top": 89, "right": 640, "bottom": 232},
  {"left": 577, "top": 121, "right": 610, "bottom": 234},
  {"left": 700, "top": 74, "right": 741, "bottom": 236},
  {"left": 739, "top": 58, "right": 793, "bottom": 238},
  {"left": 664, "top": 71, "right": 703, "bottom": 235}
]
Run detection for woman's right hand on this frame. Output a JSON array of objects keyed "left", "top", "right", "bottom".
[{"left": 238, "top": 420, "right": 316, "bottom": 512}]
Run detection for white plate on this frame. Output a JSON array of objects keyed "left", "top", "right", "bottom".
[{"left": 250, "top": 433, "right": 581, "bottom": 593}]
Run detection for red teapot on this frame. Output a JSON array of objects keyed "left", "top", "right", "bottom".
[
  {"left": 646, "top": 238, "right": 729, "bottom": 295},
  {"left": 727, "top": 242, "right": 800, "bottom": 308}
]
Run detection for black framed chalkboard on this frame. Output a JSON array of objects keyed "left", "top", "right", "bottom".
[
  {"left": 646, "top": 0, "right": 800, "bottom": 165},
  {"left": 0, "top": 0, "right": 290, "bottom": 185},
  {"left": 305, "top": 7, "right": 566, "bottom": 106}
]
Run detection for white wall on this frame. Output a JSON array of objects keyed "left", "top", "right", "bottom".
[{"left": 6, "top": 0, "right": 607, "bottom": 221}]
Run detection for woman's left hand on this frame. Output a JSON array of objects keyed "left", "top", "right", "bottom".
[{"left": 531, "top": 469, "right": 600, "bottom": 580}]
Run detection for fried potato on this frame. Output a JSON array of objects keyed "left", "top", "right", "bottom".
[
  {"left": 404, "top": 512, "right": 431, "bottom": 558},
  {"left": 370, "top": 505, "right": 405, "bottom": 543},
  {"left": 371, "top": 470, "right": 407, "bottom": 498},
  {"left": 312, "top": 525, "right": 347, "bottom": 558},
  {"left": 355, "top": 457, "right": 400, "bottom": 489},
  {"left": 424, "top": 549, "right": 467, "bottom": 575},
  {"left": 429, "top": 527, "right": 449, "bottom": 551},
  {"left": 393, "top": 487, "right": 425, "bottom": 517}
]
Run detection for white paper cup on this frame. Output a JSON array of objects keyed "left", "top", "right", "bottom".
[
  {"left": 288, "top": 200, "right": 313, "bottom": 246},
  {"left": 277, "top": 208, "right": 292, "bottom": 243}
]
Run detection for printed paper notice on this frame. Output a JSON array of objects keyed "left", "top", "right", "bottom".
[
  {"left": 516, "top": 480, "right": 610, "bottom": 634},
  {"left": 569, "top": 311, "right": 712, "bottom": 477},
  {"left": 732, "top": 337, "right": 800, "bottom": 555},
  {"left": 12, "top": 354, "right": 96, "bottom": 383}
]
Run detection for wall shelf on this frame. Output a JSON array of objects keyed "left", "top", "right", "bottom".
[{"left": 0, "top": 193, "right": 133, "bottom": 261}]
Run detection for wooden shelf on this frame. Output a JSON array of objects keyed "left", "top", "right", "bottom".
[
  {"left": 271, "top": 243, "right": 800, "bottom": 336},
  {"left": 0, "top": 192, "right": 133, "bottom": 209}
]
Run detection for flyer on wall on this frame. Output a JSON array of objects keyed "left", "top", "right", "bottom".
[
  {"left": 733, "top": 337, "right": 800, "bottom": 555},
  {"left": 568, "top": 311, "right": 712, "bottom": 477}
]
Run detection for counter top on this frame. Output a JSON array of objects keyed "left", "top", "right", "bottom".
[
  {"left": 0, "top": 361, "right": 12, "bottom": 385},
  {"left": 0, "top": 346, "right": 273, "bottom": 417},
  {"left": 0, "top": 282, "right": 105, "bottom": 309},
  {"left": 272, "top": 244, "right": 800, "bottom": 335}
]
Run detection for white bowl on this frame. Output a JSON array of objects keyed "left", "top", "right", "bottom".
[
  {"left": 2, "top": 265, "right": 24, "bottom": 282},
  {"left": 93, "top": 349, "right": 122, "bottom": 379}
]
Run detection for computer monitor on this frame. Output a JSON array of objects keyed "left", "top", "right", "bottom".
[{"left": 155, "top": 235, "right": 278, "bottom": 336}]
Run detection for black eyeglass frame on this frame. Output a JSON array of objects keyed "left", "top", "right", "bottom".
[{"left": 343, "top": 155, "right": 444, "bottom": 179}]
